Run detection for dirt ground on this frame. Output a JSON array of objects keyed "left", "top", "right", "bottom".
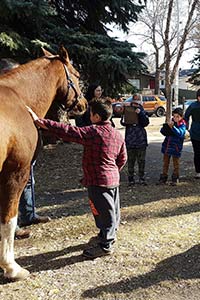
[{"left": 0, "top": 117, "right": 199, "bottom": 300}]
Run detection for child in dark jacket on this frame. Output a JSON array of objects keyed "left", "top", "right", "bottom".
[
  {"left": 121, "top": 93, "right": 149, "bottom": 185},
  {"left": 159, "top": 107, "right": 186, "bottom": 185}
]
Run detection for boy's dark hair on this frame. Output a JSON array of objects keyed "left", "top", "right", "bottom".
[
  {"left": 89, "top": 98, "right": 112, "bottom": 121},
  {"left": 196, "top": 89, "right": 200, "bottom": 98},
  {"left": 172, "top": 107, "right": 183, "bottom": 117}
]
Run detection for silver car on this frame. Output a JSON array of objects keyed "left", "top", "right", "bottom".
[{"left": 174, "top": 99, "right": 196, "bottom": 111}]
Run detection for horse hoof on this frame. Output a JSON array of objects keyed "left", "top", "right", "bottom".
[{"left": 5, "top": 268, "right": 30, "bottom": 281}]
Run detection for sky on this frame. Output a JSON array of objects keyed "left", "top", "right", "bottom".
[
  {"left": 108, "top": 24, "right": 198, "bottom": 70},
  {"left": 107, "top": 2, "right": 198, "bottom": 71}
]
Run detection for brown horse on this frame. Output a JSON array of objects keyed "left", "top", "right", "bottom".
[{"left": 0, "top": 46, "right": 87, "bottom": 281}]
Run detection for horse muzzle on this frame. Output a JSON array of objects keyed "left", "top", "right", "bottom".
[{"left": 73, "top": 96, "right": 88, "bottom": 115}]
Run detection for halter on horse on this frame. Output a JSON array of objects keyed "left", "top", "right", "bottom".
[{"left": 0, "top": 46, "right": 87, "bottom": 281}]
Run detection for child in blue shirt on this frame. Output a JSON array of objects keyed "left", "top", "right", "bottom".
[{"left": 158, "top": 108, "right": 186, "bottom": 185}]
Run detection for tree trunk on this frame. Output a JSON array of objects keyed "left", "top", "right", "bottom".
[
  {"left": 164, "top": 0, "right": 174, "bottom": 123},
  {"left": 154, "top": 50, "right": 160, "bottom": 95},
  {"left": 170, "top": 0, "right": 199, "bottom": 92}
]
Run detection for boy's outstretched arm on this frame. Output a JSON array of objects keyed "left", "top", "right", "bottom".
[
  {"left": 26, "top": 106, "right": 48, "bottom": 129},
  {"left": 26, "top": 105, "right": 92, "bottom": 145}
]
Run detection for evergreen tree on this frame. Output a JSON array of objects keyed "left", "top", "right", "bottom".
[
  {"left": 51, "top": 0, "right": 145, "bottom": 34},
  {"left": 0, "top": 0, "right": 56, "bottom": 59},
  {"left": 0, "top": 0, "right": 147, "bottom": 95},
  {"left": 190, "top": 53, "right": 200, "bottom": 86}
]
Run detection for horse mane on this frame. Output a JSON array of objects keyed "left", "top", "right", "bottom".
[
  {"left": 0, "top": 56, "right": 60, "bottom": 82},
  {"left": 0, "top": 54, "right": 80, "bottom": 81}
]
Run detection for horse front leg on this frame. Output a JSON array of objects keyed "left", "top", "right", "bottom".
[
  {"left": 0, "top": 215, "right": 29, "bottom": 280},
  {"left": 0, "top": 216, "right": 29, "bottom": 281},
  {"left": 0, "top": 168, "right": 30, "bottom": 281}
]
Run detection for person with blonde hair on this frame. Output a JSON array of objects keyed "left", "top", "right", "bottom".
[{"left": 159, "top": 108, "right": 186, "bottom": 185}]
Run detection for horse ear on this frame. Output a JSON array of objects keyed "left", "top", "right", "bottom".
[
  {"left": 58, "top": 45, "right": 70, "bottom": 64},
  {"left": 41, "top": 48, "right": 53, "bottom": 57}
]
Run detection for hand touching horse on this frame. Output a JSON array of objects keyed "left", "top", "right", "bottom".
[{"left": 0, "top": 46, "right": 87, "bottom": 281}]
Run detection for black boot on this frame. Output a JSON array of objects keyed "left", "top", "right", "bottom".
[
  {"left": 128, "top": 176, "right": 135, "bottom": 186},
  {"left": 171, "top": 174, "right": 179, "bottom": 186},
  {"left": 157, "top": 174, "right": 168, "bottom": 184},
  {"left": 139, "top": 176, "right": 147, "bottom": 185}
]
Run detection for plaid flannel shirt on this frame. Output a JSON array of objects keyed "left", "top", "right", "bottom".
[{"left": 41, "top": 119, "right": 127, "bottom": 187}]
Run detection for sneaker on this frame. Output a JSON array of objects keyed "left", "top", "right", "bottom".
[
  {"left": 128, "top": 176, "right": 135, "bottom": 186},
  {"left": 195, "top": 173, "right": 200, "bottom": 179},
  {"left": 171, "top": 174, "right": 179, "bottom": 186},
  {"left": 157, "top": 174, "right": 168, "bottom": 185},
  {"left": 128, "top": 181, "right": 135, "bottom": 186},
  {"left": 170, "top": 179, "right": 179, "bottom": 186},
  {"left": 32, "top": 215, "right": 51, "bottom": 224},
  {"left": 15, "top": 228, "right": 31, "bottom": 239},
  {"left": 20, "top": 215, "right": 51, "bottom": 227},
  {"left": 87, "top": 235, "right": 101, "bottom": 246},
  {"left": 88, "top": 234, "right": 116, "bottom": 246},
  {"left": 82, "top": 245, "right": 113, "bottom": 259}
]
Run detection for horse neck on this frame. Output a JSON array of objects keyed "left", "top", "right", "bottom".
[{"left": 0, "top": 59, "right": 65, "bottom": 118}]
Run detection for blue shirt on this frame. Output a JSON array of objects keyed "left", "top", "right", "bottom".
[{"left": 160, "top": 119, "right": 186, "bottom": 157}]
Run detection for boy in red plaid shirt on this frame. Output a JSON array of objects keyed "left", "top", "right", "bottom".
[{"left": 27, "top": 98, "right": 127, "bottom": 258}]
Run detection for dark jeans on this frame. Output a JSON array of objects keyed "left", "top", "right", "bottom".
[
  {"left": 88, "top": 186, "right": 120, "bottom": 249},
  {"left": 18, "top": 162, "right": 38, "bottom": 225},
  {"left": 191, "top": 139, "right": 200, "bottom": 173},
  {"left": 127, "top": 148, "right": 146, "bottom": 178}
]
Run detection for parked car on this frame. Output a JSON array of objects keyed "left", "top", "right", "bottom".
[
  {"left": 112, "top": 95, "right": 166, "bottom": 117},
  {"left": 174, "top": 99, "right": 196, "bottom": 111}
]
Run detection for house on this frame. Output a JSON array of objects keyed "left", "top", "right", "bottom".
[
  {"left": 159, "top": 68, "right": 198, "bottom": 100},
  {"left": 128, "top": 72, "right": 155, "bottom": 91}
]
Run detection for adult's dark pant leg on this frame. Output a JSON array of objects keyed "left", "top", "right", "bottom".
[
  {"left": 127, "top": 148, "right": 137, "bottom": 177},
  {"left": 191, "top": 139, "right": 200, "bottom": 173},
  {"left": 114, "top": 187, "right": 120, "bottom": 230},
  {"left": 137, "top": 148, "right": 146, "bottom": 178},
  {"left": 19, "top": 163, "right": 37, "bottom": 225},
  {"left": 88, "top": 186, "right": 120, "bottom": 248}
]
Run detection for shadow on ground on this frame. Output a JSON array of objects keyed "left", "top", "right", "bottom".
[
  {"left": 0, "top": 242, "right": 89, "bottom": 284},
  {"left": 82, "top": 244, "right": 200, "bottom": 298}
]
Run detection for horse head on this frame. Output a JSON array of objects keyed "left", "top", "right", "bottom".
[{"left": 42, "top": 46, "right": 87, "bottom": 118}]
